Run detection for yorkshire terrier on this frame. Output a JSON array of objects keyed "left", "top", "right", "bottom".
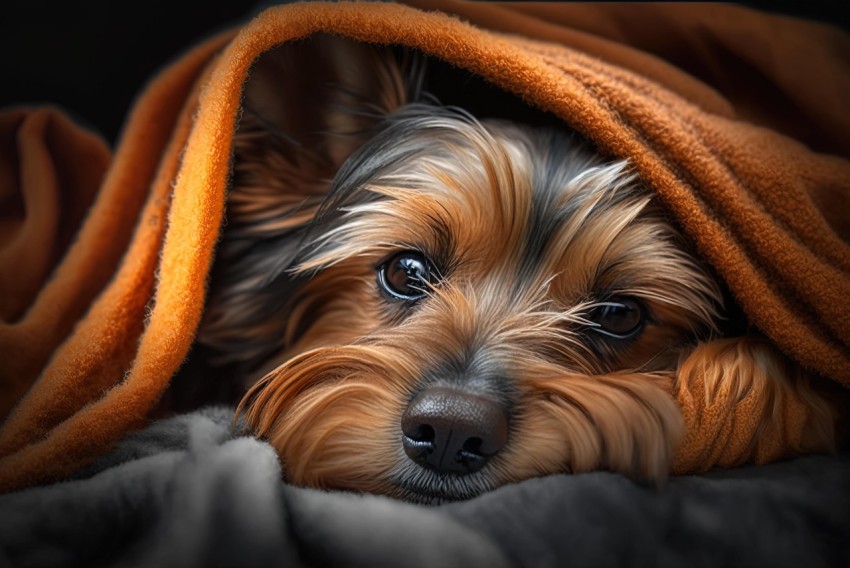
[{"left": 183, "top": 36, "right": 838, "bottom": 503}]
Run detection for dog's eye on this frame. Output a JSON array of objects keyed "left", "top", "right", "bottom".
[
  {"left": 378, "top": 251, "right": 435, "bottom": 301},
  {"left": 589, "top": 298, "right": 645, "bottom": 338}
]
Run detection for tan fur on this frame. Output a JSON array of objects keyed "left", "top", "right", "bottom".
[
  {"left": 204, "top": 39, "right": 838, "bottom": 501},
  {"left": 672, "top": 337, "right": 837, "bottom": 472}
]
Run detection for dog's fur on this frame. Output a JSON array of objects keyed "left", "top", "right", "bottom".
[{"left": 186, "top": 36, "right": 837, "bottom": 503}]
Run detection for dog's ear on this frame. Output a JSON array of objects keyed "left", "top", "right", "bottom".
[
  {"left": 230, "top": 34, "right": 415, "bottom": 240},
  {"left": 197, "top": 36, "right": 416, "bottom": 372},
  {"left": 671, "top": 337, "right": 837, "bottom": 473}
]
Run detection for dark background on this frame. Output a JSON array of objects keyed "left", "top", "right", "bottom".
[
  {"left": 1, "top": 1, "right": 847, "bottom": 146},
  {"left": 0, "top": 1, "right": 258, "bottom": 144}
]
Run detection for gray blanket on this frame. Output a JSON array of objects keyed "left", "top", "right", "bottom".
[{"left": 1, "top": 407, "right": 848, "bottom": 568}]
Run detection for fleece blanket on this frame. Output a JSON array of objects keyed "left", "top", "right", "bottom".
[
  {"left": 0, "top": 0, "right": 849, "bottom": 495},
  {"left": 1, "top": 408, "right": 848, "bottom": 568}
]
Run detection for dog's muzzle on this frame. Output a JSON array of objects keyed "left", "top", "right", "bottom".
[{"left": 401, "top": 387, "right": 508, "bottom": 474}]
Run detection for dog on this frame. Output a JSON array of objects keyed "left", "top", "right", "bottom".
[{"left": 183, "top": 35, "right": 838, "bottom": 503}]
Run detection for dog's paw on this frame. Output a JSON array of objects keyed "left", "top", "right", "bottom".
[{"left": 671, "top": 337, "right": 836, "bottom": 474}]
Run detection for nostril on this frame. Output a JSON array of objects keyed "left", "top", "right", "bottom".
[
  {"left": 405, "top": 423, "right": 436, "bottom": 443},
  {"left": 457, "top": 436, "right": 488, "bottom": 469},
  {"left": 402, "top": 423, "right": 436, "bottom": 463},
  {"left": 462, "top": 436, "right": 483, "bottom": 454}
]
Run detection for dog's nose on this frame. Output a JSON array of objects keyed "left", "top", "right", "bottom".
[{"left": 401, "top": 387, "right": 508, "bottom": 475}]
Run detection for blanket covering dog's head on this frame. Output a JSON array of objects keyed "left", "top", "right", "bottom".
[{"left": 0, "top": 2, "right": 847, "bottom": 496}]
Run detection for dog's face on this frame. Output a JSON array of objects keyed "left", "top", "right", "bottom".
[{"left": 197, "top": 38, "right": 723, "bottom": 503}]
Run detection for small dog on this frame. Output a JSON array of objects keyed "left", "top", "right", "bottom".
[{"left": 187, "top": 36, "right": 837, "bottom": 503}]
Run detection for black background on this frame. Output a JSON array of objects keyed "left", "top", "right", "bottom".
[
  {"left": 0, "top": 1, "right": 258, "bottom": 144},
  {"left": 0, "top": 1, "right": 847, "bottom": 146}
]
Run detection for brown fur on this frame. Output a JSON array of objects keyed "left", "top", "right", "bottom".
[
  {"left": 191, "top": 36, "right": 837, "bottom": 502},
  {"left": 672, "top": 337, "right": 837, "bottom": 471}
]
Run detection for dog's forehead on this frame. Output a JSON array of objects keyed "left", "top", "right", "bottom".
[
  {"left": 304, "top": 108, "right": 655, "bottom": 290},
  {"left": 376, "top": 119, "right": 645, "bottom": 258}
]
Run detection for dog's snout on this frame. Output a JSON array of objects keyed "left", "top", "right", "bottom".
[{"left": 401, "top": 387, "right": 508, "bottom": 475}]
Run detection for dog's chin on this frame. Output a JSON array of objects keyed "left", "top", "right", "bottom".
[{"left": 388, "top": 463, "right": 496, "bottom": 505}]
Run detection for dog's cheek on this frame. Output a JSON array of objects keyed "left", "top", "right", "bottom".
[
  {"left": 491, "top": 396, "right": 599, "bottom": 483},
  {"left": 267, "top": 381, "right": 406, "bottom": 493},
  {"left": 286, "top": 269, "right": 385, "bottom": 349},
  {"left": 499, "top": 371, "right": 681, "bottom": 483}
]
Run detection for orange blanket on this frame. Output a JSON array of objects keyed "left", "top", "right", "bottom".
[{"left": 1, "top": 1, "right": 848, "bottom": 492}]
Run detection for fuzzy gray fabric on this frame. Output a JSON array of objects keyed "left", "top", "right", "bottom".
[{"left": 0, "top": 407, "right": 848, "bottom": 568}]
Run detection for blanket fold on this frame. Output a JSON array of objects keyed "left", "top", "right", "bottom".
[
  {"left": 0, "top": 109, "right": 111, "bottom": 412},
  {"left": 0, "top": 1, "right": 848, "bottom": 492}
]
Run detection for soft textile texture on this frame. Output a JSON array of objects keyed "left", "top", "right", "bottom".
[
  {"left": 0, "top": 408, "right": 847, "bottom": 568},
  {"left": 0, "top": 1, "right": 848, "bottom": 491}
]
